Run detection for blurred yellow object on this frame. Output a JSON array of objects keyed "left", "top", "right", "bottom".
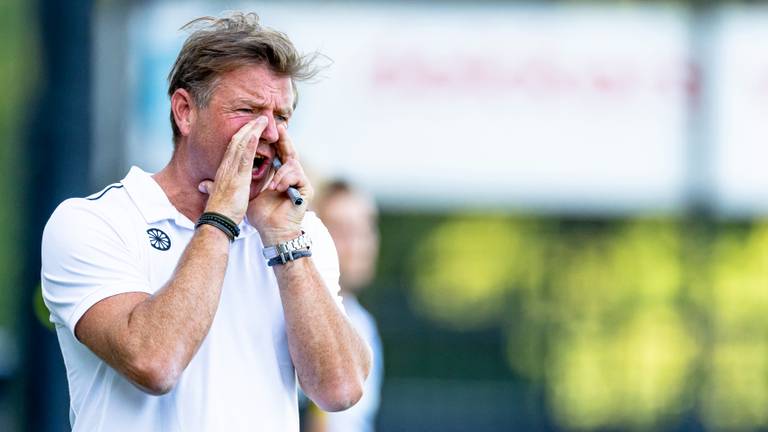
[
  {"left": 710, "top": 223, "right": 768, "bottom": 336},
  {"left": 410, "top": 215, "right": 544, "bottom": 329},
  {"left": 551, "top": 220, "right": 682, "bottom": 324},
  {"left": 701, "top": 341, "right": 768, "bottom": 430},
  {"left": 701, "top": 223, "right": 768, "bottom": 429},
  {"left": 408, "top": 214, "right": 768, "bottom": 430},
  {"left": 551, "top": 307, "right": 697, "bottom": 429}
]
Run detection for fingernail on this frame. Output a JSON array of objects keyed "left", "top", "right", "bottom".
[
  {"left": 198, "top": 183, "right": 207, "bottom": 193},
  {"left": 257, "top": 116, "right": 268, "bottom": 124}
]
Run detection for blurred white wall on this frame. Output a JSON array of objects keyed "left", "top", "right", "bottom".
[
  {"left": 92, "top": 1, "right": 768, "bottom": 216},
  {"left": 710, "top": 7, "right": 768, "bottom": 216}
]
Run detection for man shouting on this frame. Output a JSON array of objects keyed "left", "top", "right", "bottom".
[{"left": 41, "top": 12, "right": 371, "bottom": 432}]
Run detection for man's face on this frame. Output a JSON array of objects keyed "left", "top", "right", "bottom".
[
  {"left": 321, "top": 192, "right": 379, "bottom": 293},
  {"left": 185, "top": 63, "right": 295, "bottom": 200}
]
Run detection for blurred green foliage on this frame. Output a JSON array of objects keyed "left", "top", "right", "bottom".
[
  {"left": 403, "top": 214, "right": 768, "bottom": 431},
  {"left": 700, "top": 224, "right": 768, "bottom": 430},
  {"left": 411, "top": 215, "right": 546, "bottom": 329},
  {"left": 0, "top": 0, "right": 38, "bottom": 329}
]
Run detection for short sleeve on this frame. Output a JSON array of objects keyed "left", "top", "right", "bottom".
[
  {"left": 302, "top": 211, "right": 344, "bottom": 312},
  {"left": 41, "top": 199, "right": 153, "bottom": 337}
]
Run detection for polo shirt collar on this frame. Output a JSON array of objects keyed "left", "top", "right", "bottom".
[
  {"left": 121, "top": 166, "right": 259, "bottom": 238},
  {"left": 121, "top": 166, "right": 180, "bottom": 225}
]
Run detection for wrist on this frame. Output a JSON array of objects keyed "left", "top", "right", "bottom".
[
  {"left": 259, "top": 227, "right": 302, "bottom": 246},
  {"left": 262, "top": 231, "right": 312, "bottom": 266},
  {"left": 203, "top": 203, "right": 243, "bottom": 225},
  {"left": 196, "top": 212, "right": 240, "bottom": 242},
  {"left": 196, "top": 223, "right": 233, "bottom": 243}
]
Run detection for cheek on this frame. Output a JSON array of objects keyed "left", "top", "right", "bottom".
[
  {"left": 228, "top": 116, "right": 255, "bottom": 137},
  {"left": 204, "top": 116, "right": 250, "bottom": 147}
]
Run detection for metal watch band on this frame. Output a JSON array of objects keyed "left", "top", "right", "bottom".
[{"left": 262, "top": 231, "right": 312, "bottom": 260}]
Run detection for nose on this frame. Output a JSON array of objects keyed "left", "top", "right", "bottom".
[{"left": 259, "top": 114, "right": 279, "bottom": 144}]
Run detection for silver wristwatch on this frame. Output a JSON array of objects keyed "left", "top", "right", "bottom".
[{"left": 262, "top": 231, "right": 312, "bottom": 262}]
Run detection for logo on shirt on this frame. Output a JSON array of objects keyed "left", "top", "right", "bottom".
[{"left": 147, "top": 228, "right": 171, "bottom": 251}]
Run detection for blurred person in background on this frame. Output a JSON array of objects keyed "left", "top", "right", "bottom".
[
  {"left": 40, "top": 12, "right": 370, "bottom": 431},
  {"left": 305, "top": 180, "right": 384, "bottom": 432}
]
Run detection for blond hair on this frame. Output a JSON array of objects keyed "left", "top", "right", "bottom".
[{"left": 167, "top": 12, "right": 321, "bottom": 143}]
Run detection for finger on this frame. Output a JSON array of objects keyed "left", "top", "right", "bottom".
[
  {"left": 225, "top": 117, "right": 260, "bottom": 157},
  {"left": 216, "top": 122, "right": 258, "bottom": 178},
  {"left": 270, "top": 162, "right": 306, "bottom": 192},
  {"left": 226, "top": 116, "right": 267, "bottom": 161},
  {"left": 273, "top": 175, "right": 302, "bottom": 193},
  {"left": 237, "top": 117, "right": 269, "bottom": 173},
  {"left": 238, "top": 133, "right": 260, "bottom": 172},
  {"left": 269, "top": 159, "right": 293, "bottom": 190},
  {"left": 272, "top": 170, "right": 314, "bottom": 201},
  {"left": 198, "top": 179, "right": 214, "bottom": 194},
  {"left": 275, "top": 123, "right": 298, "bottom": 161},
  {"left": 234, "top": 116, "right": 268, "bottom": 146}
]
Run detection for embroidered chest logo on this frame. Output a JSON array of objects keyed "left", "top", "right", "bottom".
[{"left": 147, "top": 228, "right": 171, "bottom": 251}]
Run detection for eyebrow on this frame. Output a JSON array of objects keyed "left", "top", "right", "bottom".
[{"left": 234, "top": 98, "right": 293, "bottom": 117}]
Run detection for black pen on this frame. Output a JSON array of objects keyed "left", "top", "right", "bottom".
[{"left": 271, "top": 157, "right": 304, "bottom": 206}]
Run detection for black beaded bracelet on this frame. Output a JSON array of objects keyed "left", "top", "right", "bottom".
[
  {"left": 195, "top": 212, "right": 240, "bottom": 242},
  {"left": 267, "top": 249, "right": 312, "bottom": 266}
]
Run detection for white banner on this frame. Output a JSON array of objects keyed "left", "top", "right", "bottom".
[
  {"left": 710, "top": 7, "right": 768, "bottom": 216},
  {"left": 127, "top": 3, "right": 693, "bottom": 213}
]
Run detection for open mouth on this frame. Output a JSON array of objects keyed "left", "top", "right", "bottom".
[
  {"left": 253, "top": 155, "right": 266, "bottom": 170},
  {"left": 251, "top": 154, "right": 271, "bottom": 179}
]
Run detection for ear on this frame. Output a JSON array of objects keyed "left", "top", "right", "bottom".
[{"left": 171, "top": 88, "right": 196, "bottom": 138}]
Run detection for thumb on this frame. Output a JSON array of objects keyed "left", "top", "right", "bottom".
[{"left": 198, "top": 180, "right": 214, "bottom": 194}]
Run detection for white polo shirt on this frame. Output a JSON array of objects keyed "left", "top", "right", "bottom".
[{"left": 41, "top": 166, "right": 343, "bottom": 432}]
